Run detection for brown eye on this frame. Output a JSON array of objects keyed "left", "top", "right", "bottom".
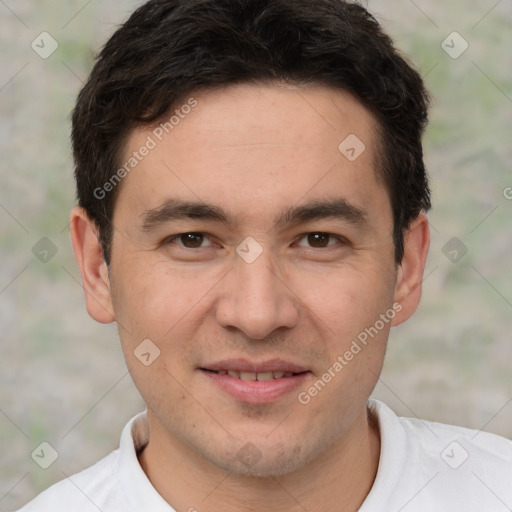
[
  {"left": 306, "top": 232, "right": 332, "bottom": 248},
  {"left": 180, "top": 233, "right": 204, "bottom": 248},
  {"left": 294, "top": 231, "right": 349, "bottom": 251},
  {"left": 166, "top": 232, "right": 210, "bottom": 248}
]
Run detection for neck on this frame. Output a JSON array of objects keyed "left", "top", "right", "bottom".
[{"left": 138, "top": 404, "right": 380, "bottom": 512}]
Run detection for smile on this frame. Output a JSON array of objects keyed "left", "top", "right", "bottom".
[
  {"left": 199, "top": 359, "right": 311, "bottom": 403},
  {"left": 205, "top": 369, "right": 301, "bottom": 381}
]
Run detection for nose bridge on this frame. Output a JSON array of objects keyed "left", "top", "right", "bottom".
[
  {"left": 215, "top": 242, "right": 299, "bottom": 339},
  {"left": 238, "top": 247, "right": 280, "bottom": 301}
]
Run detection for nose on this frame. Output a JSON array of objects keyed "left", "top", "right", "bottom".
[{"left": 215, "top": 246, "right": 300, "bottom": 340}]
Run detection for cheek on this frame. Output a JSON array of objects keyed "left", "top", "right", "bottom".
[
  {"left": 110, "top": 261, "right": 201, "bottom": 409},
  {"left": 111, "top": 257, "right": 208, "bottom": 337},
  {"left": 295, "top": 261, "right": 395, "bottom": 339}
]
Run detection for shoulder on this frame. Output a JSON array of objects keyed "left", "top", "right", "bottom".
[
  {"left": 400, "top": 408, "right": 512, "bottom": 468},
  {"left": 17, "top": 411, "right": 174, "bottom": 512},
  {"left": 14, "top": 411, "right": 152, "bottom": 512},
  {"left": 370, "top": 398, "right": 512, "bottom": 466},
  {"left": 16, "top": 449, "right": 128, "bottom": 512},
  {"left": 403, "top": 412, "right": 512, "bottom": 509},
  {"left": 365, "top": 399, "right": 512, "bottom": 512}
]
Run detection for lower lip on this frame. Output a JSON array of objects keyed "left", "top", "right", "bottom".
[{"left": 201, "top": 370, "right": 310, "bottom": 404}]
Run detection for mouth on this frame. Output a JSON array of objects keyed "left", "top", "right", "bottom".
[
  {"left": 199, "top": 359, "right": 311, "bottom": 404},
  {"left": 202, "top": 369, "right": 304, "bottom": 381}
]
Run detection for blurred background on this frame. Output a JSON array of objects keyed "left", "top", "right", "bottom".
[{"left": 0, "top": 0, "right": 511, "bottom": 509}]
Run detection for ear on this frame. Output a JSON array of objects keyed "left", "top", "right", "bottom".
[
  {"left": 69, "top": 206, "right": 115, "bottom": 324},
  {"left": 391, "top": 213, "right": 430, "bottom": 326}
]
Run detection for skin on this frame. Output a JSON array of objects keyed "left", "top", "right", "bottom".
[{"left": 70, "top": 83, "right": 430, "bottom": 512}]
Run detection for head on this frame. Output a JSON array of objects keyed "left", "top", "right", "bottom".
[{"left": 70, "top": 0, "right": 431, "bottom": 477}]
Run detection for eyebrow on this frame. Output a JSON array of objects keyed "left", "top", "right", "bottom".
[{"left": 140, "top": 197, "right": 368, "bottom": 232}]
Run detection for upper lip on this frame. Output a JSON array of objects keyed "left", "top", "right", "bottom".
[{"left": 201, "top": 358, "right": 309, "bottom": 374}]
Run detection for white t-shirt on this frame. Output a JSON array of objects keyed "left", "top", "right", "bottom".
[{"left": 17, "top": 399, "right": 512, "bottom": 512}]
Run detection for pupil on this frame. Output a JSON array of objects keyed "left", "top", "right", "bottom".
[{"left": 308, "top": 232, "right": 328, "bottom": 247}]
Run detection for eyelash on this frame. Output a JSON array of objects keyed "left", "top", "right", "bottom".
[{"left": 163, "top": 232, "right": 349, "bottom": 250}]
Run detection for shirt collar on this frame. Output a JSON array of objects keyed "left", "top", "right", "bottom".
[
  {"left": 115, "top": 409, "right": 176, "bottom": 511},
  {"left": 358, "top": 399, "right": 407, "bottom": 511}
]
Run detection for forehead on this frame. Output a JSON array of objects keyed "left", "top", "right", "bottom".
[{"left": 113, "top": 83, "right": 388, "bottom": 228}]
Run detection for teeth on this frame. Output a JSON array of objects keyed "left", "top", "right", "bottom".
[
  {"left": 256, "top": 372, "right": 274, "bottom": 381},
  {"left": 220, "top": 370, "right": 296, "bottom": 380},
  {"left": 239, "top": 372, "right": 257, "bottom": 381}
]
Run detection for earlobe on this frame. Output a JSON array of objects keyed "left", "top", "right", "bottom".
[
  {"left": 391, "top": 213, "right": 430, "bottom": 327},
  {"left": 69, "top": 206, "right": 115, "bottom": 324}
]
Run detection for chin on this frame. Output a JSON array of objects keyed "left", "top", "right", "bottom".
[
  {"left": 217, "top": 455, "right": 308, "bottom": 478},
  {"left": 203, "top": 437, "right": 322, "bottom": 478}
]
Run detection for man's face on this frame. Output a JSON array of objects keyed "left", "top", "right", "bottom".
[{"left": 107, "top": 84, "right": 402, "bottom": 476}]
